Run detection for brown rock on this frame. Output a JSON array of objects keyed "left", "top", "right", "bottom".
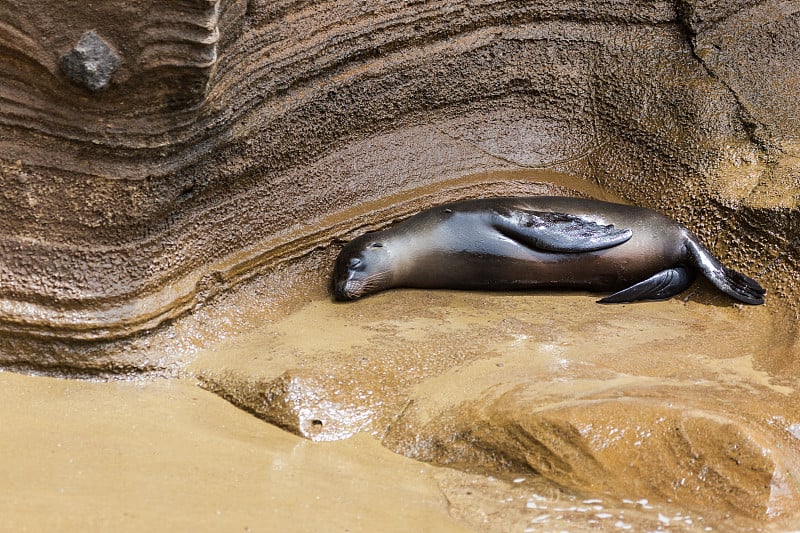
[
  {"left": 0, "top": 1, "right": 798, "bottom": 369},
  {"left": 386, "top": 382, "right": 800, "bottom": 520},
  {"left": 201, "top": 369, "right": 378, "bottom": 441}
]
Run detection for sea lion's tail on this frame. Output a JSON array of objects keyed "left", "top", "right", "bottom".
[{"left": 685, "top": 238, "right": 766, "bottom": 305}]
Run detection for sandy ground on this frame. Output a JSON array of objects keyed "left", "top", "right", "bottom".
[{"left": 0, "top": 371, "right": 468, "bottom": 532}]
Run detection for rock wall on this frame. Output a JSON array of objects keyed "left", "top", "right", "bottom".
[{"left": 0, "top": 0, "right": 798, "bottom": 370}]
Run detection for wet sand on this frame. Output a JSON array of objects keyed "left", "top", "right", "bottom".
[{"left": 0, "top": 371, "right": 468, "bottom": 532}]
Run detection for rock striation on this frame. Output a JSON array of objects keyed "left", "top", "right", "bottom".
[{"left": 0, "top": 1, "right": 798, "bottom": 367}]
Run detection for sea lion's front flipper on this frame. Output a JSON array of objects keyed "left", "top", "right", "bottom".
[
  {"left": 492, "top": 209, "right": 632, "bottom": 252},
  {"left": 597, "top": 266, "right": 695, "bottom": 304}
]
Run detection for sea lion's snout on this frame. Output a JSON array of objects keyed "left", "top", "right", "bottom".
[
  {"left": 348, "top": 257, "right": 364, "bottom": 271},
  {"left": 333, "top": 252, "right": 367, "bottom": 300},
  {"left": 334, "top": 278, "right": 361, "bottom": 301},
  {"left": 333, "top": 264, "right": 354, "bottom": 301}
]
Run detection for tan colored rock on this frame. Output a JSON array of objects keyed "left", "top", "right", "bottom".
[
  {"left": 0, "top": 1, "right": 797, "bottom": 369},
  {"left": 188, "top": 282, "right": 800, "bottom": 523},
  {"left": 386, "top": 381, "right": 800, "bottom": 520},
  {"left": 204, "top": 369, "right": 379, "bottom": 441}
]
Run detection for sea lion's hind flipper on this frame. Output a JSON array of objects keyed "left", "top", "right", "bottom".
[
  {"left": 597, "top": 267, "right": 695, "bottom": 304},
  {"left": 492, "top": 209, "right": 633, "bottom": 253},
  {"left": 684, "top": 239, "right": 765, "bottom": 305},
  {"left": 703, "top": 264, "right": 765, "bottom": 305}
]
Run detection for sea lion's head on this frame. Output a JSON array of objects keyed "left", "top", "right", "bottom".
[{"left": 333, "top": 234, "right": 394, "bottom": 300}]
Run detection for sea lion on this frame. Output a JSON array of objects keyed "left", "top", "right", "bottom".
[{"left": 333, "top": 196, "right": 765, "bottom": 305}]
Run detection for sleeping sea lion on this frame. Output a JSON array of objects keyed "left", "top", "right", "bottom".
[{"left": 332, "top": 196, "right": 765, "bottom": 305}]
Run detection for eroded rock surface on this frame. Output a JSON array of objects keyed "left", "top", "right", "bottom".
[
  {"left": 386, "top": 384, "right": 800, "bottom": 520},
  {"left": 191, "top": 280, "right": 800, "bottom": 524},
  {"left": 0, "top": 0, "right": 798, "bottom": 369}
]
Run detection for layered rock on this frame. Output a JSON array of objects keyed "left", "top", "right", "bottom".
[
  {"left": 384, "top": 381, "right": 800, "bottom": 520},
  {"left": 0, "top": 0, "right": 798, "bottom": 370}
]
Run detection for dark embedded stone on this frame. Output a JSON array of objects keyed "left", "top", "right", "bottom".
[{"left": 59, "top": 30, "right": 121, "bottom": 91}]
